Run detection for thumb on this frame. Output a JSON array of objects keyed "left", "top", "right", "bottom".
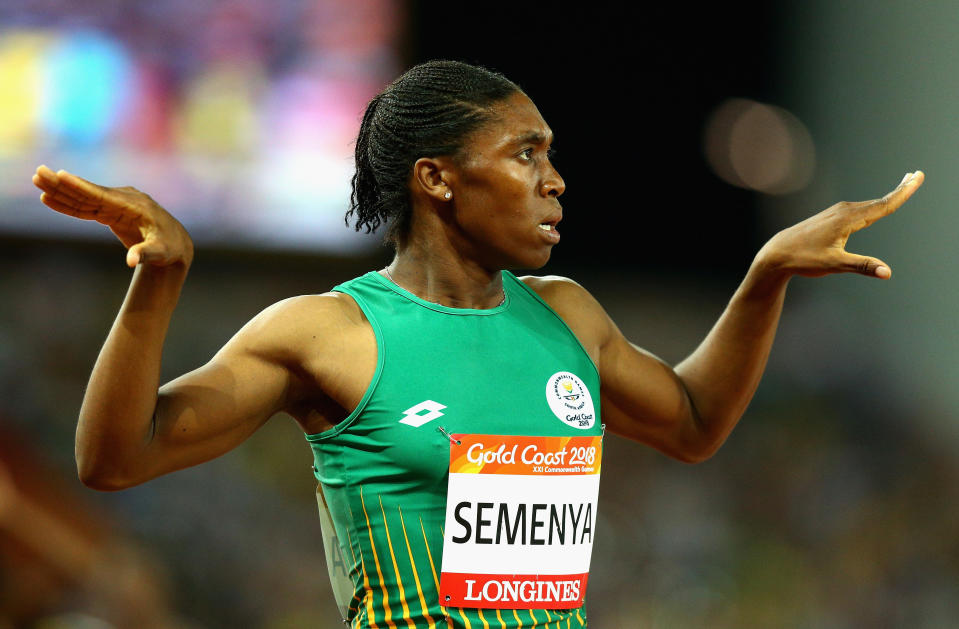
[
  {"left": 126, "top": 243, "right": 144, "bottom": 268},
  {"left": 842, "top": 252, "right": 892, "bottom": 279},
  {"left": 126, "top": 240, "right": 166, "bottom": 268}
]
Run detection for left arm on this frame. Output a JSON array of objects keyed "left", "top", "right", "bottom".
[
  {"left": 532, "top": 171, "right": 924, "bottom": 463},
  {"left": 599, "top": 260, "right": 789, "bottom": 463}
]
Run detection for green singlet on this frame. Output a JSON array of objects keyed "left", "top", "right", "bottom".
[{"left": 306, "top": 270, "right": 602, "bottom": 628}]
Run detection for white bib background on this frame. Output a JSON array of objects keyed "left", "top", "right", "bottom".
[{"left": 439, "top": 434, "right": 602, "bottom": 609}]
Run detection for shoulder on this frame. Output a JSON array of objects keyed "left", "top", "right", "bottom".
[
  {"left": 516, "top": 274, "right": 614, "bottom": 361},
  {"left": 517, "top": 274, "right": 586, "bottom": 300},
  {"left": 218, "top": 291, "right": 369, "bottom": 362},
  {"left": 517, "top": 274, "right": 605, "bottom": 319},
  {"left": 238, "top": 292, "right": 365, "bottom": 338}
]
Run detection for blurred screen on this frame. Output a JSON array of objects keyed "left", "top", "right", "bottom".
[{"left": 0, "top": 0, "right": 402, "bottom": 253}]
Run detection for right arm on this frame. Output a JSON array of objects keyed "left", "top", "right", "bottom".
[
  {"left": 79, "top": 271, "right": 305, "bottom": 490},
  {"left": 32, "top": 167, "right": 313, "bottom": 490}
]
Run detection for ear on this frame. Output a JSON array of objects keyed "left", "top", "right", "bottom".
[{"left": 411, "top": 157, "right": 454, "bottom": 202}]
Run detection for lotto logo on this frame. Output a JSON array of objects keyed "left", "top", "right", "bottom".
[{"left": 399, "top": 400, "right": 447, "bottom": 427}]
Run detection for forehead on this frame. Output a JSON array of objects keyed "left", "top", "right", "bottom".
[{"left": 469, "top": 92, "right": 553, "bottom": 151}]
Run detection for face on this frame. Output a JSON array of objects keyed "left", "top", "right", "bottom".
[{"left": 444, "top": 91, "right": 566, "bottom": 270}]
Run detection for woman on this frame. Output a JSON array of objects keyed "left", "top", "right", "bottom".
[{"left": 32, "top": 60, "right": 923, "bottom": 628}]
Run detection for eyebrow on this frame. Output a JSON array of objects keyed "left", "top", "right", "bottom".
[{"left": 507, "top": 131, "right": 553, "bottom": 147}]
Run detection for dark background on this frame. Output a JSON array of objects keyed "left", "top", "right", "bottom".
[{"left": 409, "top": 3, "right": 778, "bottom": 276}]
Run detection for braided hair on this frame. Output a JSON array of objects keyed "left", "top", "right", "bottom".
[{"left": 348, "top": 60, "right": 521, "bottom": 246}]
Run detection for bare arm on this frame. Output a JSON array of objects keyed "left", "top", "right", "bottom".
[
  {"left": 669, "top": 170, "right": 925, "bottom": 460},
  {"left": 596, "top": 261, "right": 788, "bottom": 463},
  {"left": 31, "top": 167, "right": 314, "bottom": 490},
  {"left": 535, "top": 171, "right": 925, "bottom": 463},
  {"left": 78, "top": 262, "right": 194, "bottom": 488}
]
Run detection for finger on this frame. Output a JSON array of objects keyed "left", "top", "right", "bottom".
[
  {"left": 33, "top": 167, "right": 96, "bottom": 204},
  {"left": 33, "top": 164, "right": 59, "bottom": 187},
  {"left": 879, "top": 169, "right": 924, "bottom": 209},
  {"left": 34, "top": 177, "right": 89, "bottom": 204},
  {"left": 33, "top": 166, "right": 69, "bottom": 196},
  {"left": 840, "top": 252, "right": 892, "bottom": 279},
  {"left": 850, "top": 170, "right": 925, "bottom": 230},
  {"left": 40, "top": 188, "right": 103, "bottom": 212},
  {"left": 40, "top": 193, "right": 103, "bottom": 219},
  {"left": 56, "top": 169, "right": 107, "bottom": 202}
]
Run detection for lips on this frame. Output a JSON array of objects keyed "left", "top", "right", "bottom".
[
  {"left": 539, "top": 206, "right": 562, "bottom": 227},
  {"left": 539, "top": 208, "right": 561, "bottom": 226},
  {"left": 537, "top": 214, "right": 561, "bottom": 243}
]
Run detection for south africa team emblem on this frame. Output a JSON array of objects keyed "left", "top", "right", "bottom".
[{"left": 545, "top": 372, "right": 596, "bottom": 430}]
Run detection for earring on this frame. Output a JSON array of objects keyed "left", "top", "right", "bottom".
[{"left": 444, "top": 191, "right": 452, "bottom": 200}]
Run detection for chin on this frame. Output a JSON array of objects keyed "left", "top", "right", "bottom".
[{"left": 508, "top": 248, "right": 552, "bottom": 272}]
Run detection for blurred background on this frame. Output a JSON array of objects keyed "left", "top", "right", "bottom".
[{"left": 1, "top": 1, "right": 957, "bottom": 627}]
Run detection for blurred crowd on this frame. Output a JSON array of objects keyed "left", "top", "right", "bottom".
[{"left": 0, "top": 0, "right": 399, "bottom": 250}]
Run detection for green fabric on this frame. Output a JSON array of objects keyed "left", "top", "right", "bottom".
[{"left": 307, "top": 270, "right": 601, "bottom": 628}]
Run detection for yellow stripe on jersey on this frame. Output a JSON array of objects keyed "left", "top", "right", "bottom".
[
  {"left": 477, "top": 609, "right": 491, "bottom": 629},
  {"left": 344, "top": 528, "right": 363, "bottom": 615},
  {"left": 440, "top": 522, "right": 468, "bottom": 627},
  {"left": 575, "top": 609, "right": 586, "bottom": 626},
  {"left": 495, "top": 609, "right": 507, "bottom": 628},
  {"left": 361, "top": 489, "right": 397, "bottom": 629},
  {"left": 397, "top": 507, "right": 436, "bottom": 629},
  {"left": 348, "top": 501, "right": 379, "bottom": 629},
  {"left": 512, "top": 609, "right": 523, "bottom": 627},
  {"left": 419, "top": 518, "right": 456, "bottom": 629},
  {"left": 379, "top": 498, "right": 415, "bottom": 629}
]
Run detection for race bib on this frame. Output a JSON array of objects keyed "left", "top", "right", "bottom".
[{"left": 439, "top": 434, "right": 602, "bottom": 609}]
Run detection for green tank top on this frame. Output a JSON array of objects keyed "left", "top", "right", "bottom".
[{"left": 306, "top": 270, "right": 602, "bottom": 628}]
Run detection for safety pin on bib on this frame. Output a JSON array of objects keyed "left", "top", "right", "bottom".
[{"left": 436, "top": 425, "right": 461, "bottom": 445}]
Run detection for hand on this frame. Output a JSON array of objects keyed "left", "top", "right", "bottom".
[
  {"left": 757, "top": 170, "right": 925, "bottom": 280},
  {"left": 32, "top": 165, "right": 194, "bottom": 268}
]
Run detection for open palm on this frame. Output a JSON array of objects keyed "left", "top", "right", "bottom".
[
  {"left": 32, "top": 165, "right": 193, "bottom": 268},
  {"left": 761, "top": 171, "right": 924, "bottom": 280}
]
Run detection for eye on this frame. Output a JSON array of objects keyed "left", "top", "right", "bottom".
[{"left": 518, "top": 146, "right": 557, "bottom": 162}]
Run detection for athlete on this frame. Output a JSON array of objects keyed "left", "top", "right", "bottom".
[{"left": 32, "top": 60, "right": 923, "bottom": 627}]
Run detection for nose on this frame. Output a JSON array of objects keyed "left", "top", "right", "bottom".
[{"left": 541, "top": 166, "right": 566, "bottom": 198}]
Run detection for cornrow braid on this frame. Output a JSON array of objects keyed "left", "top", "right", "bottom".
[{"left": 347, "top": 60, "right": 521, "bottom": 246}]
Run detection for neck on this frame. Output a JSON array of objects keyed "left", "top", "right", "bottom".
[{"left": 386, "top": 232, "right": 506, "bottom": 309}]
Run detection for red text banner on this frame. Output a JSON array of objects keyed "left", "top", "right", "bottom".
[{"left": 441, "top": 572, "right": 590, "bottom": 610}]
